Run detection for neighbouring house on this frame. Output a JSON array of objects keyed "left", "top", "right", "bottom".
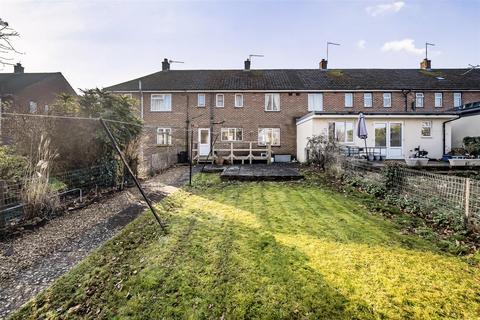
[
  {"left": 0, "top": 63, "right": 76, "bottom": 142},
  {"left": 105, "top": 58, "right": 480, "bottom": 163},
  {"left": 449, "top": 102, "right": 480, "bottom": 149}
]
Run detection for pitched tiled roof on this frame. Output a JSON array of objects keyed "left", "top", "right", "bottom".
[
  {"left": 105, "top": 68, "right": 480, "bottom": 92},
  {"left": 0, "top": 73, "right": 63, "bottom": 94}
]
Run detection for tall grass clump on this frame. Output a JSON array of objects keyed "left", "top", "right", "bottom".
[{"left": 22, "top": 135, "right": 60, "bottom": 220}]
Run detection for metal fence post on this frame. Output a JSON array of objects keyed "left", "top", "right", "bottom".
[{"left": 464, "top": 178, "right": 471, "bottom": 230}]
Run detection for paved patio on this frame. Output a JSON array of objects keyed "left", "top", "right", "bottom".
[{"left": 220, "top": 164, "right": 304, "bottom": 181}]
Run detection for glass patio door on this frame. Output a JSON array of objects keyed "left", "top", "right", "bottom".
[
  {"left": 375, "top": 122, "right": 403, "bottom": 159},
  {"left": 198, "top": 128, "right": 210, "bottom": 156}
]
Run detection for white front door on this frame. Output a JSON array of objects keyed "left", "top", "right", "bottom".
[
  {"left": 198, "top": 128, "right": 210, "bottom": 156},
  {"left": 375, "top": 122, "right": 403, "bottom": 159}
]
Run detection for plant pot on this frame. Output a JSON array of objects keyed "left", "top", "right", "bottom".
[
  {"left": 449, "top": 159, "right": 467, "bottom": 166},
  {"left": 405, "top": 158, "right": 417, "bottom": 166},
  {"left": 466, "top": 159, "right": 480, "bottom": 166},
  {"left": 416, "top": 158, "right": 429, "bottom": 166}
]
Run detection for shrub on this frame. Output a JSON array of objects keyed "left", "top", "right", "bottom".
[
  {"left": 306, "top": 135, "right": 344, "bottom": 176},
  {"left": 463, "top": 136, "right": 480, "bottom": 157},
  {"left": 382, "top": 162, "right": 406, "bottom": 191},
  {"left": 0, "top": 146, "right": 28, "bottom": 181}
]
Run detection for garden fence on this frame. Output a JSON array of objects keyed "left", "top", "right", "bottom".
[{"left": 343, "top": 160, "right": 480, "bottom": 230}]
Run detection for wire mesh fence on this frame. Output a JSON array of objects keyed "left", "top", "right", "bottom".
[{"left": 343, "top": 159, "right": 480, "bottom": 230}]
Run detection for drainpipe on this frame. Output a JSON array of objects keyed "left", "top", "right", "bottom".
[
  {"left": 442, "top": 116, "right": 460, "bottom": 155},
  {"left": 139, "top": 80, "right": 143, "bottom": 119},
  {"left": 185, "top": 92, "right": 190, "bottom": 156},
  {"left": 401, "top": 89, "right": 411, "bottom": 112}
]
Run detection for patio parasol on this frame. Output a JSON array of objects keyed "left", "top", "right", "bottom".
[{"left": 357, "top": 112, "right": 369, "bottom": 159}]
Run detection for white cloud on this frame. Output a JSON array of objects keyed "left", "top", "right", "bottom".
[
  {"left": 357, "top": 40, "right": 366, "bottom": 49},
  {"left": 381, "top": 39, "right": 424, "bottom": 55},
  {"left": 366, "top": 1, "right": 405, "bottom": 17}
]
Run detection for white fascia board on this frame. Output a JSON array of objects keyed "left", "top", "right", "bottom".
[
  {"left": 296, "top": 114, "right": 458, "bottom": 125},
  {"left": 108, "top": 89, "right": 480, "bottom": 93}
]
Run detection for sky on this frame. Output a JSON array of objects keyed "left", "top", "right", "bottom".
[{"left": 1, "top": 0, "right": 479, "bottom": 91}]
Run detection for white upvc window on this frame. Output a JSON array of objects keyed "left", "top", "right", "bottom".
[
  {"left": 434, "top": 93, "right": 443, "bottom": 108},
  {"left": 454, "top": 92, "right": 462, "bottom": 108},
  {"left": 221, "top": 128, "right": 243, "bottom": 141},
  {"left": 258, "top": 128, "right": 280, "bottom": 146},
  {"left": 383, "top": 93, "right": 392, "bottom": 108},
  {"left": 216, "top": 94, "right": 224, "bottom": 107},
  {"left": 156, "top": 127, "right": 172, "bottom": 145},
  {"left": 197, "top": 93, "right": 206, "bottom": 107},
  {"left": 44, "top": 105, "right": 49, "bottom": 113},
  {"left": 235, "top": 94, "right": 244, "bottom": 108},
  {"left": 29, "top": 101, "right": 37, "bottom": 113},
  {"left": 363, "top": 93, "right": 372, "bottom": 108},
  {"left": 151, "top": 94, "right": 172, "bottom": 112},
  {"left": 265, "top": 93, "right": 280, "bottom": 111},
  {"left": 415, "top": 92, "right": 424, "bottom": 108},
  {"left": 307, "top": 93, "right": 323, "bottom": 111},
  {"left": 328, "top": 121, "right": 354, "bottom": 143},
  {"left": 345, "top": 93, "right": 353, "bottom": 108},
  {"left": 421, "top": 121, "right": 432, "bottom": 137}
]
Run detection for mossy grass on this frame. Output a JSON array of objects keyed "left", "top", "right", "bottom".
[{"left": 12, "top": 173, "right": 480, "bottom": 319}]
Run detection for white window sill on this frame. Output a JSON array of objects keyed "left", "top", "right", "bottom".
[
  {"left": 197, "top": 105, "right": 206, "bottom": 108},
  {"left": 151, "top": 110, "right": 172, "bottom": 112},
  {"left": 264, "top": 110, "right": 281, "bottom": 112},
  {"left": 421, "top": 136, "right": 433, "bottom": 139},
  {"left": 156, "top": 144, "right": 173, "bottom": 147},
  {"left": 215, "top": 106, "right": 224, "bottom": 108}
]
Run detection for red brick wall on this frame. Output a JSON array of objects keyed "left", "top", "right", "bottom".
[{"left": 128, "top": 90, "right": 480, "bottom": 159}]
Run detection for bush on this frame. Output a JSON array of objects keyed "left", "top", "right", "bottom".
[
  {"left": 463, "top": 136, "right": 480, "bottom": 157},
  {"left": 382, "top": 162, "right": 406, "bottom": 191},
  {"left": 0, "top": 146, "right": 28, "bottom": 181},
  {"left": 306, "top": 135, "right": 343, "bottom": 176}
]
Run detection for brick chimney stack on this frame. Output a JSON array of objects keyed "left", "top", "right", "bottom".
[
  {"left": 162, "top": 58, "right": 170, "bottom": 71},
  {"left": 14, "top": 62, "right": 24, "bottom": 73},
  {"left": 244, "top": 59, "right": 251, "bottom": 71},
  {"left": 320, "top": 59, "right": 328, "bottom": 70},
  {"left": 420, "top": 58, "right": 431, "bottom": 70}
]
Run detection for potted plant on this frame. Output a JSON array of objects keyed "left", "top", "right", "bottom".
[{"left": 405, "top": 146, "right": 429, "bottom": 166}]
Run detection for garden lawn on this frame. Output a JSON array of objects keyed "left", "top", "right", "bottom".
[{"left": 12, "top": 174, "right": 480, "bottom": 319}]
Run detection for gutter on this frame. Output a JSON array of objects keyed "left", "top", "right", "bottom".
[{"left": 138, "top": 80, "right": 143, "bottom": 119}]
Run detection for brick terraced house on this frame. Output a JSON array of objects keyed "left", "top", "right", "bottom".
[{"left": 106, "top": 58, "right": 480, "bottom": 163}]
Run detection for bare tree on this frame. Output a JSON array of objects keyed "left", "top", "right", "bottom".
[{"left": 0, "top": 18, "right": 21, "bottom": 66}]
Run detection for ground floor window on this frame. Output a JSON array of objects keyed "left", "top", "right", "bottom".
[
  {"left": 421, "top": 121, "right": 432, "bottom": 137},
  {"left": 221, "top": 128, "right": 243, "bottom": 141},
  {"left": 328, "top": 122, "right": 354, "bottom": 143},
  {"left": 258, "top": 128, "right": 280, "bottom": 146},
  {"left": 156, "top": 127, "right": 172, "bottom": 145}
]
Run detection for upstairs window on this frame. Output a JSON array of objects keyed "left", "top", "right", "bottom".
[
  {"left": 221, "top": 128, "right": 243, "bottom": 141},
  {"left": 151, "top": 94, "right": 172, "bottom": 112},
  {"left": 29, "top": 101, "right": 37, "bottom": 113},
  {"left": 434, "top": 93, "right": 443, "bottom": 108},
  {"left": 363, "top": 93, "right": 372, "bottom": 108},
  {"left": 345, "top": 93, "right": 353, "bottom": 108},
  {"left": 235, "top": 94, "right": 244, "bottom": 108},
  {"left": 454, "top": 92, "right": 462, "bottom": 108},
  {"left": 156, "top": 128, "right": 172, "bottom": 145},
  {"left": 216, "top": 94, "right": 224, "bottom": 107},
  {"left": 258, "top": 128, "right": 280, "bottom": 146},
  {"left": 197, "top": 94, "right": 206, "bottom": 107},
  {"left": 308, "top": 93, "right": 323, "bottom": 111},
  {"left": 383, "top": 93, "right": 392, "bottom": 108},
  {"left": 421, "top": 121, "right": 432, "bottom": 137},
  {"left": 265, "top": 93, "right": 280, "bottom": 111},
  {"left": 415, "top": 93, "right": 424, "bottom": 108}
]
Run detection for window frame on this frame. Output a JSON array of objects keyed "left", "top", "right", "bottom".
[
  {"left": 150, "top": 94, "right": 172, "bottom": 112},
  {"left": 264, "top": 93, "right": 281, "bottom": 112},
  {"left": 344, "top": 93, "right": 353, "bottom": 108},
  {"left": 221, "top": 128, "right": 243, "bottom": 142},
  {"left": 415, "top": 92, "right": 424, "bottom": 108},
  {"left": 156, "top": 127, "right": 172, "bottom": 145},
  {"left": 454, "top": 92, "right": 462, "bottom": 108},
  {"left": 363, "top": 93, "right": 373, "bottom": 108},
  {"left": 258, "top": 128, "right": 280, "bottom": 146},
  {"left": 383, "top": 92, "right": 392, "bottom": 108},
  {"left": 197, "top": 93, "right": 206, "bottom": 107},
  {"left": 421, "top": 121, "right": 432, "bottom": 138},
  {"left": 307, "top": 93, "right": 323, "bottom": 112},
  {"left": 434, "top": 92, "right": 443, "bottom": 108},
  {"left": 328, "top": 121, "right": 355, "bottom": 143},
  {"left": 216, "top": 93, "right": 224, "bottom": 108},
  {"left": 234, "top": 94, "right": 244, "bottom": 108},
  {"left": 29, "top": 101, "right": 37, "bottom": 113}
]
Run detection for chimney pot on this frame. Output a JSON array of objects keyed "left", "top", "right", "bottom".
[
  {"left": 320, "top": 59, "right": 328, "bottom": 70},
  {"left": 420, "top": 58, "right": 431, "bottom": 70},
  {"left": 14, "top": 62, "right": 24, "bottom": 73},
  {"left": 244, "top": 59, "right": 251, "bottom": 71},
  {"left": 162, "top": 58, "right": 170, "bottom": 71}
]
